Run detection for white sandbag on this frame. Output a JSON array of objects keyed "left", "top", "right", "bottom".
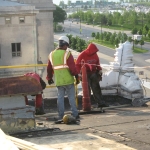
[
  {"left": 100, "top": 71, "right": 119, "bottom": 87},
  {"left": 101, "top": 41, "right": 144, "bottom": 101},
  {"left": 125, "top": 76, "right": 142, "bottom": 92}
]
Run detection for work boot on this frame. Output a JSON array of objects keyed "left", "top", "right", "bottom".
[
  {"left": 35, "top": 107, "right": 45, "bottom": 115},
  {"left": 75, "top": 115, "right": 80, "bottom": 120},
  {"left": 71, "top": 114, "right": 80, "bottom": 120}
]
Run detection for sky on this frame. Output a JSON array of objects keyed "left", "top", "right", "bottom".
[{"left": 53, "top": 0, "right": 119, "bottom": 6}]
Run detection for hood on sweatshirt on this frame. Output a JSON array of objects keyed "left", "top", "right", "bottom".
[{"left": 84, "top": 43, "right": 99, "bottom": 56}]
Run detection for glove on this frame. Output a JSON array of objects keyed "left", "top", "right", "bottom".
[
  {"left": 97, "top": 70, "right": 102, "bottom": 81},
  {"left": 48, "top": 79, "right": 54, "bottom": 85},
  {"left": 98, "top": 70, "right": 103, "bottom": 76},
  {"left": 75, "top": 74, "right": 80, "bottom": 85},
  {"left": 98, "top": 74, "right": 102, "bottom": 81}
]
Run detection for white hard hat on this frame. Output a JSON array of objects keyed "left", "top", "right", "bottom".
[{"left": 59, "top": 36, "right": 69, "bottom": 44}]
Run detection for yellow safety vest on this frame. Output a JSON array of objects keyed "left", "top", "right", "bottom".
[{"left": 49, "top": 49, "right": 74, "bottom": 86}]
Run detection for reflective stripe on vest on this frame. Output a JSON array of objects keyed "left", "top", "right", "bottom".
[
  {"left": 53, "top": 65, "right": 69, "bottom": 70},
  {"left": 49, "top": 50, "right": 70, "bottom": 69}
]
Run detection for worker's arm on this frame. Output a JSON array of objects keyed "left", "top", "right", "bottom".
[
  {"left": 46, "top": 60, "right": 54, "bottom": 84},
  {"left": 96, "top": 55, "right": 102, "bottom": 71},
  {"left": 67, "top": 53, "right": 78, "bottom": 76},
  {"left": 96, "top": 55, "right": 102, "bottom": 81},
  {"left": 75, "top": 53, "right": 83, "bottom": 74}
]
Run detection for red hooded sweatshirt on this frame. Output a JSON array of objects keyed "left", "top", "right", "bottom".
[{"left": 76, "top": 43, "right": 102, "bottom": 74}]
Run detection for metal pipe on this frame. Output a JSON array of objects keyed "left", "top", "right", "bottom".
[{"left": 81, "top": 65, "right": 91, "bottom": 111}]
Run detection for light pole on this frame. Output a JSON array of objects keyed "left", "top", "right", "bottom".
[
  {"left": 107, "top": 24, "right": 109, "bottom": 31},
  {"left": 70, "top": 23, "right": 71, "bottom": 33},
  {"left": 100, "top": 21, "right": 102, "bottom": 41},
  {"left": 100, "top": 22, "right": 102, "bottom": 34},
  {"left": 93, "top": 19, "right": 94, "bottom": 27},
  {"left": 140, "top": 8, "right": 143, "bottom": 38},
  {"left": 132, "top": 35, "right": 134, "bottom": 50},
  {"left": 79, "top": 16, "right": 81, "bottom": 34}
]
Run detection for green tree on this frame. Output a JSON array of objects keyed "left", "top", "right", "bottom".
[
  {"left": 143, "top": 24, "right": 149, "bottom": 37},
  {"left": 119, "top": 16, "right": 124, "bottom": 25},
  {"left": 70, "top": 37, "right": 77, "bottom": 50},
  {"left": 138, "top": 29, "right": 142, "bottom": 35},
  {"left": 94, "top": 13, "right": 101, "bottom": 25},
  {"left": 103, "top": 31, "right": 107, "bottom": 39},
  {"left": 110, "top": 35, "right": 115, "bottom": 44},
  {"left": 76, "top": 38, "right": 87, "bottom": 52},
  {"left": 128, "top": 36, "right": 132, "bottom": 42},
  {"left": 122, "top": 33, "right": 128, "bottom": 42},
  {"left": 114, "top": 37, "right": 119, "bottom": 47},
  {"left": 91, "top": 32, "right": 96, "bottom": 38},
  {"left": 56, "top": 24, "right": 63, "bottom": 31},
  {"left": 101, "top": 14, "right": 107, "bottom": 25},
  {"left": 117, "top": 31, "right": 122, "bottom": 41},
  {"left": 130, "top": 11, "right": 138, "bottom": 26},
  {"left": 95, "top": 32, "right": 100, "bottom": 40},
  {"left": 144, "top": 24, "right": 149, "bottom": 32},
  {"left": 140, "top": 39, "right": 144, "bottom": 49},
  {"left": 110, "top": 35, "right": 114, "bottom": 44},
  {"left": 134, "top": 39, "right": 139, "bottom": 46},
  {"left": 100, "top": 33, "right": 103, "bottom": 41},
  {"left": 143, "top": 27, "right": 148, "bottom": 37},
  {"left": 107, "top": 19, "right": 112, "bottom": 26},
  {"left": 107, "top": 13, "right": 113, "bottom": 26},
  {"left": 86, "top": 10, "right": 94, "bottom": 24},
  {"left": 131, "top": 27, "right": 138, "bottom": 35},
  {"left": 105, "top": 32, "right": 111, "bottom": 41},
  {"left": 67, "top": 34, "right": 73, "bottom": 46},
  {"left": 112, "top": 12, "right": 121, "bottom": 25},
  {"left": 53, "top": 5, "right": 66, "bottom": 31},
  {"left": 148, "top": 30, "right": 150, "bottom": 39}
]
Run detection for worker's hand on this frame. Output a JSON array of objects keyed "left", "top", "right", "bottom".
[
  {"left": 75, "top": 78, "right": 80, "bottom": 85},
  {"left": 75, "top": 74, "right": 80, "bottom": 84},
  {"left": 97, "top": 70, "right": 102, "bottom": 81},
  {"left": 98, "top": 70, "right": 103, "bottom": 76},
  {"left": 48, "top": 79, "right": 54, "bottom": 85},
  {"left": 98, "top": 74, "right": 102, "bottom": 81}
]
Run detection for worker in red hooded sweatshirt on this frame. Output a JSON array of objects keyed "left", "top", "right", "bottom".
[{"left": 76, "top": 43, "right": 109, "bottom": 108}]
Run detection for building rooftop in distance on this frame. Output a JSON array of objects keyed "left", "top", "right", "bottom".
[{"left": 0, "top": 0, "right": 27, "bottom": 6}]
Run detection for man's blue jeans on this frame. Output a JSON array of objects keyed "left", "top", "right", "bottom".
[{"left": 57, "top": 84, "right": 78, "bottom": 119}]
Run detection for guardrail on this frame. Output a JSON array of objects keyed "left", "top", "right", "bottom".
[
  {"left": 0, "top": 64, "right": 56, "bottom": 88},
  {"left": 0, "top": 64, "right": 46, "bottom": 69}
]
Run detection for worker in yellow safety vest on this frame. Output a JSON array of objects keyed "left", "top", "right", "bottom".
[{"left": 46, "top": 36, "right": 80, "bottom": 121}]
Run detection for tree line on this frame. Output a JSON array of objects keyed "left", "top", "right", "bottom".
[
  {"left": 68, "top": 10, "right": 150, "bottom": 38},
  {"left": 66, "top": 31, "right": 144, "bottom": 52}
]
